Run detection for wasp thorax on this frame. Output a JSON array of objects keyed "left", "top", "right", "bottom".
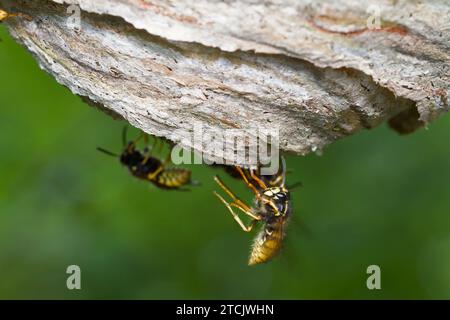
[
  {"left": 260, "top": 187, "right": 290, "bottom": 217},
  {"left": 263, "top": 187, "right": 288, "bottom": 199},
  {"left": 120, "top": 148, "right": 143, "bottom": 166}
]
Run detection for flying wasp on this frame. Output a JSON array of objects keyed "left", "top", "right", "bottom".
[
  {"left": 213, "top": 158, "right": 293, "bottom": 265},
  {"left": 97, "top": 127, "right": 195, "bottom": 190}
]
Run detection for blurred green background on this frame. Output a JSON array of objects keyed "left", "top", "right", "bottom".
[{"left": 1, "top": 24, "right": 450, "bottom": 300}]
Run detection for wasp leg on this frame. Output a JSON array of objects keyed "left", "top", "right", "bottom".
[
  {"left": 141, "top": 154, "right": 151, "bottom": 165},
  {"left": 249, "top": 169, "right": 267, "bottom": 189},
  {"left": 267, "top": 175, "right": 284, "bottom": 187},
  {"left": 162, "top": 148, "right": 172, "bottom": 166},
  {"left": 126, "top": 132, "right": 145, "bottom": 153},
  {"left": 157, "top": 137, "right": 165, "bottom": 154},
  {"left": 145, "top": 149, "right": 171, "bottom": 180},
  {"left": 122, "top": 126, "right": 128, "bottom": 146},
  {"left": 287, "top": 181, "right": 303, "bottom": 190},
  {"left": 141, "top": 136, "right": 157, "bottom": 165},
  {"left": 147, "top": 166, "right": 164, "bottom": 180},
  {"left": 213, "top": 191, "right": 259, "bottom": 232},
  {"left": 214, "top": 176, "right": 260, "bottom": 221},
  {"left": 144, "top": 139, "right": 172, "bottom": 181},
  {"left": 234, "top": 167, "right": 262, "bottom": 198},
  {"left": 133, "top": 133, "right": 145, "bottom": 145}
]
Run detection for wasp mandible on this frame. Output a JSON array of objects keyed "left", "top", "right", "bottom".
[
  {"left": 97, "top": 127, "right": 195, "bottom": 190},
  {"left": 213, "top": 158, "right": 293, "bottom": 265}
]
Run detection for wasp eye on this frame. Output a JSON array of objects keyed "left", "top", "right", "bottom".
[{"left": 276, "top": 203, "right": 285, "bottom": 214}]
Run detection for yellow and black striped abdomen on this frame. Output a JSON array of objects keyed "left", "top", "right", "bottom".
[
  {"left": 154, "top": 168, "right": 192, "bottom": 189},
  {"left": 248, "top": 222, "right": 285, "bottom": 266}
]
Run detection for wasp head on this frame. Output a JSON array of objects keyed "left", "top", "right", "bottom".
[
  {"left": 260, "top": 186, "right": 290, "bottom": 218},
  {"left": 120, "top": 143, "right": 143, "bottom": 167}
]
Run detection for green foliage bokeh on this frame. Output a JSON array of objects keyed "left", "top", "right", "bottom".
[{"left": 1, "top": 25, "right": 450, "bottom": 299}]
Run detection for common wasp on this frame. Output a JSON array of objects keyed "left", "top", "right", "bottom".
[
  {"left": 97, "top": 127, "right": 195, "bottom": 190},
  {"left": 213, "top": 158, "right": 293, "bottom": 265}
]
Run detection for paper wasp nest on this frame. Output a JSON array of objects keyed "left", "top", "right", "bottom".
[{"left": 1, "top": 0, "right": 449, "bottom": 165}]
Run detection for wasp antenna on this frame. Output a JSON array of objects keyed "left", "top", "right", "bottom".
[
  {"left": 122, "top": 126, "right": 128, "bottom": 147},
  {"left": 96, "top": 147, "right": 119, "bottom": 157},
  {"left": 280, "top": 156, "right": 287, "bottom": 186},
  {"left": 287, "top": 181, "right": 303, "bottom": 190}
]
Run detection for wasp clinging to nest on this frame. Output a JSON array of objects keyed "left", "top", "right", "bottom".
[
  {"left": 214, "top": 158, "right": 293, "bottom": 265},
  {"left": 97, "top": 127, "right": 196, "bottom": 190}
]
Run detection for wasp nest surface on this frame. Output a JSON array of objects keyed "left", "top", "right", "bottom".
[{"left": 2, "top": 0, "right": 449, "bottom": 164}]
